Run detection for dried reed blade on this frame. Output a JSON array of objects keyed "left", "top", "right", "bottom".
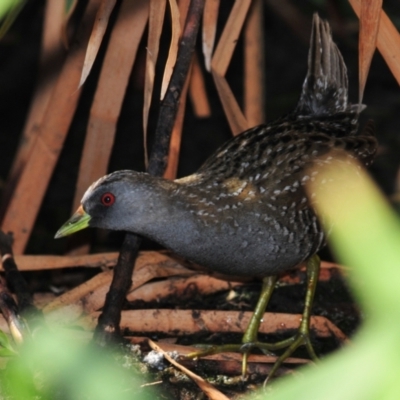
[
  {"left": 202, "top": 0, "right": 219, "bottom": 71},
  {"left": 244, "top": 0, "right": 265, "bottom": 125},
  {"left": 1, "top": 0, "right": 102, "bottom": 254},
  {"left": 160, "top": 0, "right": 182, "bottom": 99},
  {"left": 143, "top": 0, "right": 167, "bottom": 168},
  {"left": 73, "top": 0, "right": 149, "bottom": 211},
  {"left": 79, "top": 0, "right": 117, "bottom": 88},
  {"left": 350, "top": 0, "right": 400, "bottom": 86},
  {"left": 358, "top": 0, "right": 382, "bottom": 104}
]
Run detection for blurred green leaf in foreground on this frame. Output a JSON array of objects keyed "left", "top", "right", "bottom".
[
  {"left": 0, "top": 0, "right": 26, "bottom": 39},
  {"left": 0, "top": 327, "right": 153, "bottom": 399},
  {"left": 253, "top": 155, "right": 400, "bottom": 400}
]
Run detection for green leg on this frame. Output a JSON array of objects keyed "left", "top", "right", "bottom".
[
  {"left": 186, "top": 275, "right": 277, "bottom": 377},
  {"left": 240, "top": 275, "right": 278, "bottom": 376},
  {"left": 186, "top": 254, "right": 321, "bottom": 381},
  {"left": 261, "top": 254, "right": 320, "bottom": 383}
]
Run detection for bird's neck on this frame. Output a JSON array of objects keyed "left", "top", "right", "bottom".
[{"left": 132, "top": 175, "right": 202, "bottom": 251}]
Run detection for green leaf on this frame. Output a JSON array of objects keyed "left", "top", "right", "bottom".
[
  {"left": 0, "top": 330, "right": 18, "bottom": 356},
  {"left": 0, "top": 0, "right": 26, "bottom": 39}
]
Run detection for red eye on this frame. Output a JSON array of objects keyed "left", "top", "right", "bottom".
[{"left": 101, "top": 192, "right": 115, "bottom": 206}]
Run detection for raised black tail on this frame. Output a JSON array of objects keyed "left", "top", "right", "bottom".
[{"left": 296, "top": 14, "right": 357, "bottom": 116}]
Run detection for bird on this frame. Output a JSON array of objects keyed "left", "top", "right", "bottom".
[{"left": 56, "top": 14, "right": 377, "bottom": 380}]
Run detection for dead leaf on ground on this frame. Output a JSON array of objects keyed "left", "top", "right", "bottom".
[
  {"left": 11, "top": 253, "right": 118, "bottom": 271},
  {"left": 80, "top": 309, "right": 348, "bottom": 345},
  {"left": 148, "top": 339, "right": 230, "bottom": 400},
  {"left": 126, "top": 274, "right": 243, "bottom": 303},
  {"left": 41, "top": 252, "right": 196, "bottom": 317}
]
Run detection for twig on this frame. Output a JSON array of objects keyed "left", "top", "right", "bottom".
[
  {"left": 0, "top": 276, "right": 26, "bottom": 343},
  {"left": 94, "top": 234, "right": 141, "bottom": 344},
  {"left": 148, "top": 0, "right": 205, "bottom": 176},
  {"left": 88, "top": 309, "right": 348, "bottom": 343},
  {"left": 93, "top": 0, "right": 205, "bottom": 344},
  {"left": 0, "top": 232, "right": 32, "bottom": 312},
  {"left": 0, "top": 231, "right": 43, "bottom": 330}
]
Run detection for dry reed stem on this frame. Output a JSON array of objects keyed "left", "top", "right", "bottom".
[
  {"left": 129, "top": 337, "right": 300, "bottom": 376},
  {"left": 72, "top": 0, "right": 149, "bottom": 212},
  {"left": 34, "top": 258, "right": 343, "bottom": 318},
  {"left": 350, "top": 0, "right": 400, "bottom": 86},
  {"left": 97, "top": 0, "right": 204, "bottom": 338},
  {"left": 279, "top": 264, "right": 344, "bottom": 285},
  {"left": 148, "top": 339, "right": 230, "bottom": 400},
  {"left": 163, "top": 63, "right": 191, "bottom": 180},
  {"left": 162, "top": 0, "right": 192, "bottom": 179},
  {"left": 189, "top": 53, "right": 211, "bottom": 117},
  {"left": 10, "top": 252, "right": 119, "bottom": 271},
  {"left": 42, "top": 251, "right": 196, "bottom": 314},
  {"left": 211, "top": 0, "right": 251, "bottom": 134},
  {"left": 148, "top": 0, "right": 205, "bottom": 177},
  {"left": 126, "top": 264, "right": 340, "bottom": 303},
  {"left": 211, "top": 0, "right": 250, "bottom": 76},
  {"left": 177, "top": 0, "right": 191, "bottom": 27},
  {"left": 79, "top": 0, "right": 117, "bottom": 88},
  {"left": 4, "top": 251, "right": 341, "bottom": 272},
  {"left": 143, "top": 0, "right": 167, "bottom": 166},
  {"left": 212, "top": 75, "right": 248, "bottom": 135},
  {"left": 140, "top": 340, "right": 307, "bottom": 377},
  {"left": 126, "top": 274, "right": 243, "bottom": 302},
  {"left": 1, "top": 0, "right": 65, "bottom": 218},
  {"left": 244, "top": 0, "right": 265, "bottom": 126},
  {"left": 358, "top": 0, "right": 383, "bottom": 103},
  {"left": 144, "top": 340, "right": 307, "bottom": 364},
  {"left": 83, "top": 259, "right": 196, "bottom": 313},
  {"left": 42, "top": 270, "right": 113, "bottom": 313},
  {"left": 160, "top": 0, "right": 182, "bottom": 99},
  {"left": 202, "top": 0, "right": 219, "bottom": 71},
  {"left": 1, "top": 0, "right": 102, "bottom": 254},
  {"left": 81, "top": 309, "right": 348, "bottom": 343}
]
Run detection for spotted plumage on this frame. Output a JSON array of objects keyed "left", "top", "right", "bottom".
[
  {"left": 56, "top": 15, "right": 376, "bottom": 278},
  {"left": 55, "top": 14, "right": 378, "bottom": 377}
]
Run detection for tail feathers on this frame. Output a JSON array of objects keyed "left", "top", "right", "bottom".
[{"left": 296, "top": 14, "right": 357, "bottom": 116}]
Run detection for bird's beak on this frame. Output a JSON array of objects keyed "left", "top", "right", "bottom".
[{"left": 54, "top": 205, "right": 91, "bottom": 239}]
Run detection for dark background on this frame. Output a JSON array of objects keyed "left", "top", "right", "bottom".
[{"left": 0, "top": 0, "right": 399, "bottom": 255}]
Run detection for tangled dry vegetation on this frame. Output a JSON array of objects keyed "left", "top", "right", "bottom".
[{"left": 0, "top": 0, "right": 399, "bottom": 398}]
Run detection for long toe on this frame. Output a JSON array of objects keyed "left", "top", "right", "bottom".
[{"left": 263, "top": 332, "right": 318, "bottom": 383}]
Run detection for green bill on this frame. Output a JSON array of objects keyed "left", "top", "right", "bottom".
[{"left": 55, "top": 206, "right": 91, "bottom": 238}]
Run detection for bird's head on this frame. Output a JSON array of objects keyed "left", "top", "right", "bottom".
[{"left": 55, "top": 170, "right": 158, "bottom": 238}]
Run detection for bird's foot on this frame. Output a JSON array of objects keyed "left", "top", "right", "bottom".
[
  {"left": 185, "top": 332, "right": 317, "bottom": 381},
  {"left": 185, "top": 317, "right": 318, "bottom": 381},
  {"left": 255, "top": 329, "right": 318, "bottom": 384},
  {"left": 186, "top": 256, "right": 321, "bottom": 382}
]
